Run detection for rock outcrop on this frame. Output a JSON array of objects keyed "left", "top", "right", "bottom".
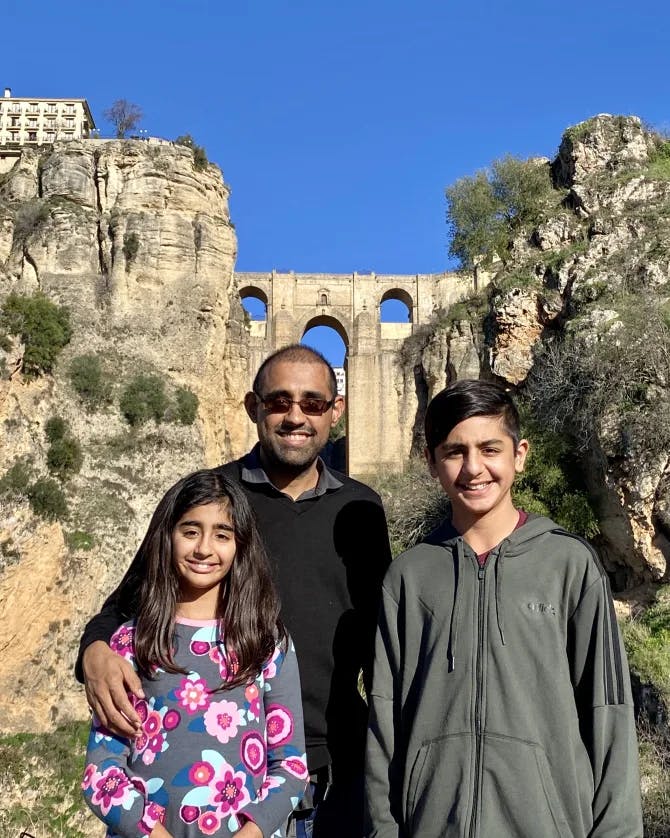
[
  {"left": 0, "top": 139, "right": 245, "bottom": 731},
  {"left": 405, "top": 115, "right": 670, "bottom": 588}
]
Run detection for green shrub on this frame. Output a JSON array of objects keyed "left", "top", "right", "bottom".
[
  {"left": 513, "top": 410, "right": 600, "bottom": 538},
  {"left": 175, "top": 134, "right": 209, "bottom": 171},
  {"left": 369, "top": 458, "right": 449, "bottom": 557},
  {"left": 27, "top": 478, "right": 67, "bottom": 520},
  {"left": 637, "top": 721, "right": 670, "bottom": 838},
  {"left": 446, "top": 155, "right": 555, "bottom": 269},
  {"left": 122, "top": 232, "right": 140, "bottom": 271},
  {"left": 1, "top": 292, "right": 72, "bottom": 377},
  {"left": 120, "top": 374, "right": 168, "bottom": 426},
  {"left": 69, "top": 353, "right": 110, "bottom": 407},
  {"left": 622, "top": 587, "right": 670, "bottom": 705},
  {"left": 66, "top": 530, "right": 95, "bottom": 551},
  {"left": 174, "top": 386, "right": 199, "bottom": 425},
  {"left": 0, "top": 458, "right": 33, "bottom": 495},
  {"left": 646, "top": 139, "right": 670, "bottom": 181},
  {"left": 45, "top": 415, "right": 68, "bottom": 443},
  {"left": 47, "top": 435, "right": 83, "bottom": 481}
]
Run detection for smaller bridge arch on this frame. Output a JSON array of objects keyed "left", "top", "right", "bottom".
[
  {"left": 299, "top": 313, "right": 350, "bottom": 348},
  {"left": 239, "top": 285, "right": 269, "bottom": 338},
  {"left": 379, "top": 287, "right": 414, "bottom": 322}
]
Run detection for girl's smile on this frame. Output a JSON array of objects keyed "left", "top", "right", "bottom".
[{"left": 172, "top": 502, "right": 237, "bottom": 611}]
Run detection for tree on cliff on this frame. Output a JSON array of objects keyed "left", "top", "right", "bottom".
[
  {"left": 104, "top": 99, "right": 143, "bottom": 138},
  {"left": 446, "top": 155, "right": 554, "bottom": 268}
]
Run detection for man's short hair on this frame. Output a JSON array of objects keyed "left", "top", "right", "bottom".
[
  {"left": 425, "top": 379, "right": 520, "bottom": 457},
  {"left": 253, "top": 344, "right": 338, "bottom": 399}
]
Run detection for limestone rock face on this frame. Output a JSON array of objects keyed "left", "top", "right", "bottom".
[
  {"left": 410, "top": 114, "right": 670, "bottom": 586},
  {"left": 0, "top": 139, "right": 248, "bottom": 732},
  {"left": 489, "top": 288, "right": 543, "bottom": 384},
  {"left": 553, "top": 114, "right": 651, "bottom": 187}
]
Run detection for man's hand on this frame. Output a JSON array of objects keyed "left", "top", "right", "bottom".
[
  {"left": 236, "top": 821, "right": 263, "bottom": 838},
  {"left": 150, "top": 824, "right": 174, "bottom": 838},
  {"left": 82, "top": 640, "right": 144, "bottom": 737}
]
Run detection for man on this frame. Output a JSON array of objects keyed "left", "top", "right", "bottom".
[{"left": 77, "top": 344, "right": 392, "bottom": 837}]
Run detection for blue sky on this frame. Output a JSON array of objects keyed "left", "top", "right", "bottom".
[{"left": 4, "top": 0, "right": 669, "bottom": 363}]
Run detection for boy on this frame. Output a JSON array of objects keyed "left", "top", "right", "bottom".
[{"left": 364, "top": 380, "right": 642, "bottom": 837}]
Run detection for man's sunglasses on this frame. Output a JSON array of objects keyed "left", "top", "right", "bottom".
[{"left": 254, "top": 392, "right": 335, "bottom": 416}]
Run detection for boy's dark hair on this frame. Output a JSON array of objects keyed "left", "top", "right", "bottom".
[
  {"left": 126, "top": 468, "right": 286, "bottom": 688},
  {"left": 253, "top": 343, "right": 337, "bottom": 399},
  {"left": 425, "top": 379, "right": 520, "bottom": 457}
]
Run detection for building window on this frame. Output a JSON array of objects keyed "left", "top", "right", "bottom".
[
  {"left": 48, "top": 103, "right": 57, "bottom": 113},
  {"left": 66, "top": 104, "right": 75, "bottom": 113},
  {"left": 28, "top": 117, "right": 37, "bottom": 126},
  {"left": 45, "top": 132, "right": 55, "bottom": 142},
  {"left": 27, "top": 131, "right": 37, "bottom": 142},
  {"left": 10, "top": 117, "right": 19, "bottom": 127},
  {"left": 65, "top": 117, "right": 75, "bottom": 127},
  {"left": 320, "top": 294, "right": 328, "bottom": 305}
]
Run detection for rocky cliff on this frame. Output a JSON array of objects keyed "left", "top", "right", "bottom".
[
  {"left": 1, "top": 119, "right": 669, "bottom": 735},
  {"left": 405, "top": 115, "right": 670, "bottom": 590},
  {"left": 0, "top": 139, "right": 247, "bottom": 730}
]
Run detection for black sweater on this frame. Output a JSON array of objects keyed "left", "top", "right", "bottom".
[{"left": 77, "top": 455, "right": 392, "bottom": 776}]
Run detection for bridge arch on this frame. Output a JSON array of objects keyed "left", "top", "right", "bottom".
[
  {"left": 300, "top": 313, "right": 350, "bottom": 347},
  {"left": 379, "top": 287, "right": 414, "bottom": 322},
  {"left": 239, "top": 285, "right": 269, "bottom": 313},
  {"left": 233, "top": 269, "right": 483, "bottom": 476}
]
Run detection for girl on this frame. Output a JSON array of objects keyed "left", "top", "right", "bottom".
[{"left": 82, "top": 469, "right": 308, "bottom": 838}]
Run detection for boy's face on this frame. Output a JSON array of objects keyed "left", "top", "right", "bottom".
[{"left": 425, "top": 414, "right": 528, "bottom": 526}]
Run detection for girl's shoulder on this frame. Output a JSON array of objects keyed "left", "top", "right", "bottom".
[{"left": 109, "top": 620, "right": 137, "bottom": 660}]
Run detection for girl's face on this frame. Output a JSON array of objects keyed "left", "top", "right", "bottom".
[{"left": 172, "top": 501, "right": 237, "bottom": 600}]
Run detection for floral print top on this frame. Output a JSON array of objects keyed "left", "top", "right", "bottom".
[{"left": 82, "top": 618, "right": 308, "bottom": 838}]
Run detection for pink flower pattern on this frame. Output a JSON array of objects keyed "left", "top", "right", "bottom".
[
  {"left": 266, "top": 704, "right": 294, "bottom": 747},
  {"left": 198, "top": 809, "right": 223, "bottom": 834},
  {"left": 83, "top": 623, "right": 306, "bottom": 836},
  {"left": 204, "top": 699, "right": 243, "bottom": 744},
  {"left": 90, "top": 766, "right": 137, "bottom": 816},
  {"left": 175, "top": 676, "right": 210, "bottom": 714},
  {"left": 210, "top": 763, "right": 251, "bottom": 815}
]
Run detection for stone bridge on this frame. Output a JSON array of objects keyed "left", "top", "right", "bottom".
[{"left": 234, "top": 269, "right": 486, "bottom": 475}]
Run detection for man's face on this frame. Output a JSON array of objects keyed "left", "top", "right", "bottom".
[{"left": 245, "top": 359, "right": 345, "bottom": 474}]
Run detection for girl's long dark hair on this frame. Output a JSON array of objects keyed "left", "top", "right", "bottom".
[{"left": 127, "top": 469, "right": 286, "bottom": 688}]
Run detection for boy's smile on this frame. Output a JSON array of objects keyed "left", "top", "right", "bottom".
[{"left": 427, "top": 414, "right": 528, "bottom": 532}]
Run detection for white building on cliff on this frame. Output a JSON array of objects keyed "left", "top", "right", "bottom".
[{"left": 0, "top": 87, "right": 95, "bottom": 170}]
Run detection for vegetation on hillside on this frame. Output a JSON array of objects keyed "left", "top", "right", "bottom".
[
  {"left": 445, "top": 155, "right": 558, "bottom": 268},
  {"left": 1, "top": 292, "right": 72, "bottom": 376},
  {"left": 0, "top": 721, "right": 94, "bottom": 838},
  {"left": 175, "top": 134, "right": 209, "bottom": 171}
]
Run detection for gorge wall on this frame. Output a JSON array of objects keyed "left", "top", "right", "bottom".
[
  {"left": 402, "top": 115, "right": 670, "bottom": 592},
  {"left": 0, "top": 117, "right": 668, "bottom": 733},
  {"left": 0, "top": 139, "right": 245, "bottom": 730}
]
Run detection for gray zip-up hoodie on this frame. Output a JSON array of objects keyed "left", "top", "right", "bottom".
[{"left": 365, "top": 515, "right": 643, "bottom": 838}]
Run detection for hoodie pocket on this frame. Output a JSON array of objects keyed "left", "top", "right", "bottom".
[
  {"left": 479, "top": 733, "right": 574, "bottom": 838},
  {"left": 406, "top": 733, "right": 474, "bottom": 836}
]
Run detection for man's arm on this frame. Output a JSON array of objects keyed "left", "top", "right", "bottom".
[
  {"left": 76, "top": 578, "right": 144, "bottom": 736},
  {"left": 569, "top": 571, "right": 643, "bottom": 837}
]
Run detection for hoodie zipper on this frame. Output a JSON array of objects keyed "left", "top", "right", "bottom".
[{"left": 469, "top": 562, "right": 487, "bottom": 838}]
